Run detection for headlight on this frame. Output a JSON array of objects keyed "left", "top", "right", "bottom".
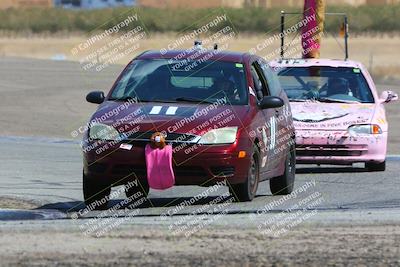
[
  {"left": 89, "top": 123, "right": 120, "bottom": 141},
  {"left": 348, "top": 124, "right": 382, "bottom": 135},
  {"left": 198, "top": 127, "right": 238, "bottom": 144}
]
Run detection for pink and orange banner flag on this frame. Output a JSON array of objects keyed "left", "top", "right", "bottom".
[{"left": 302, "top": 0, "right": 326, "bottom": 58}]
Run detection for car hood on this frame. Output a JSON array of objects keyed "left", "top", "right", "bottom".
[
  {"left": 91, "top": 100, "right": 250, "bottom": 135},
  {"left": 290, "top": 102, "right": 376, "bottom": 130}
]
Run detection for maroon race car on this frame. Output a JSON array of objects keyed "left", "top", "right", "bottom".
[{"left": 82, "top": 46, "right": 295, "bottom": 208}]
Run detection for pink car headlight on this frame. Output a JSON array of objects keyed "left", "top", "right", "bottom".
[{"left": 348, "top": 124, "right": 382, "bottom": 135}]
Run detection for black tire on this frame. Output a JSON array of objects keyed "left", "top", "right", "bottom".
[
  {"left": 366, "top": 161, "right": 386, "bottom": 172},
  {"left": 229, "top": 146, "right": 260, "bottom": 202},
  {"left": 83, "top": 171, "right": 111, "bottom": 210},
  {"left": 125, "top": 178, "right": 150, "bottom": 199},
  {"left": 270, "top": 144, "right": 296, "bottom": 195}
]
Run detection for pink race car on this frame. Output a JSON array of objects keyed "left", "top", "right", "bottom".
[{"left": 271, "top": 59, "right": 398, "bottom": 171}]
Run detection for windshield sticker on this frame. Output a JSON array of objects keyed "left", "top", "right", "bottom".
[
  {"left": 235, "top": 63, "right": 243, "bottom": 68},
  {"left": 353, "top": 68, "right": 361, "bottom": 73}
]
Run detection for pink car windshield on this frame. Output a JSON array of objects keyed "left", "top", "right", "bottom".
[{"left": 277, "top": 67, "right": 374, "bottom": 103}]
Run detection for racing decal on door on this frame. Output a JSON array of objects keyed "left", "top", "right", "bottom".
[
  {"left": 248, "top": 86, "right": 256, "bottom": 97},
  {"left": 261, "top": 127, "right": 268, "bottom": 167},
  {"left": 260, "top": 117, "right": 277, "bottom": 168},
  {"left": 269, "top": 117, "right": 277, "bottom": 150}
]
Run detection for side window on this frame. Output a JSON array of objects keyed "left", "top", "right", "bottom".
[
  {"left": 261, "top": 64, "right": 282, "bottom": 96},
  {"left": 251, "top": 62, "right": 270, "bottom": 100},
  {"left": 251, "top": 66, "right": 263, "bottom": 100}
]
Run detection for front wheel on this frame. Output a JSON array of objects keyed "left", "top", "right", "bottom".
[
  {"left": 229, "top": 146, "right": 260, "bottom": 202},
  {"left": 83, "top": 171, "right": 111, "bottom": 210},
  {"left": 270, "top": 144, "right": 296, "bottom": 195}
]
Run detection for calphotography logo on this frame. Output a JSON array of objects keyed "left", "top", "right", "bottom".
[
  {"left": 251, "top": 180, "right": 324, "bottom": 238},
  {"left": 71, "top": 12, "right": 147, "bottom": 72}
]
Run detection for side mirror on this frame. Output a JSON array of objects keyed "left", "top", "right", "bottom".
[
  {"left": 259, "top": 96, "right": 284, "bottom": 109},
  {"left": 380, "top": 90, "right": 399, "bottom": 104},
  {"left": 86, "top": 91, "right": 105, "bottom": 104}
]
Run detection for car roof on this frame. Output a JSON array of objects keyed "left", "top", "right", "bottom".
[
  {"left": 136, "top": 49, "right": 251, "bottom": 63},
  {"left": 270, "top": 58, "right": 364, "bottom": 69}
]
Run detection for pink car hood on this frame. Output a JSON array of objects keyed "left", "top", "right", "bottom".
[{"left": 291, "top": 102, "right": 377, "bottom": 130}]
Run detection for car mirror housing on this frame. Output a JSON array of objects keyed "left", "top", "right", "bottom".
[
  {"left": 259, "top": 96, "right": 284, "bottom": 109},
  {"left": 379, "top": 90, "right": 399, "bottom": 104},
  {"left": 86, "top": 91, "right": 105, "bottom": 104}
]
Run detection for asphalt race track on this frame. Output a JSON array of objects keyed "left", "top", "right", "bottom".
[
  {"left": 0, "top": 136, "right": 399, "bottom": 221},
  {"left": 1, "top": 57, "right": 400, "bottom": 266},
  {"left": 0, "top": 57, "right": 399, "bottom": 222}
]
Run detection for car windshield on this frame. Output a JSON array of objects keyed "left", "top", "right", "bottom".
[
  {"left": 110, "top": 59, "right": 248, "bottom": 105},
  {"left": 277, "top": 66, "right": 374, "bottom": 103}
]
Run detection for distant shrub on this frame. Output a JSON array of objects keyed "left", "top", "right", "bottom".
[{"left": 0, "top": 5, "right": 399, "bottom": 34}]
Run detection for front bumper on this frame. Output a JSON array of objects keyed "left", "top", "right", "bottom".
[
  {"left": 82, "top": 139, "right": 252, "bottom": 186},
  {"left": 295, "top": 130, "right": 387, "bottom": 164}
]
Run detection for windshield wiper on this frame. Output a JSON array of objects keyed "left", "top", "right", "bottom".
[
  {"left": 141, "top": 99, "right": 178, "bottom": 103},
  {"left": 289, "top": 98, "right": 311, "bottom": 102},
  {"left": 108, "top": 96, "right": 137, "bottom": 102},
  {"left": 318, "top": 97, "right": 360, "bottom": 104},
  {"left": 109, "top": 97, "right": 179, "bottom": 103},
  {"left": 175, "top": 97, "right": 215, "bottom": 104}
]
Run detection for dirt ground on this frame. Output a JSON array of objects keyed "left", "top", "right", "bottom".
[
  {"left": 1, "top": 35, "right": 400, "bottom": 75},
  {"left": 0, "top": 197, "right": 39, "bottom": 210},
  {"left": 0, "top": 221, "right": 399, "bottom": 267}
]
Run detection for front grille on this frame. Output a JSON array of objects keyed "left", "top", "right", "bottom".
[
  {"left": 210, "top": 166, "right": 235, "bottom": 177},
  {"left": 174, "top": 166, "right": 207, "bottom": 177},
  {"left": 126, "top": 131, "right": 199, "bottom": 143},
  {"left": 111, "top": 165, "right": 146, "bottom": 176},
  {"left": 296, "top": 144, "right": 367, "bottom": 157}
]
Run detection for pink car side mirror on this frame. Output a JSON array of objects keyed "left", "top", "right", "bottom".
[{"left": 380, "top": 90, "right": 399, "bottom": 103}]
